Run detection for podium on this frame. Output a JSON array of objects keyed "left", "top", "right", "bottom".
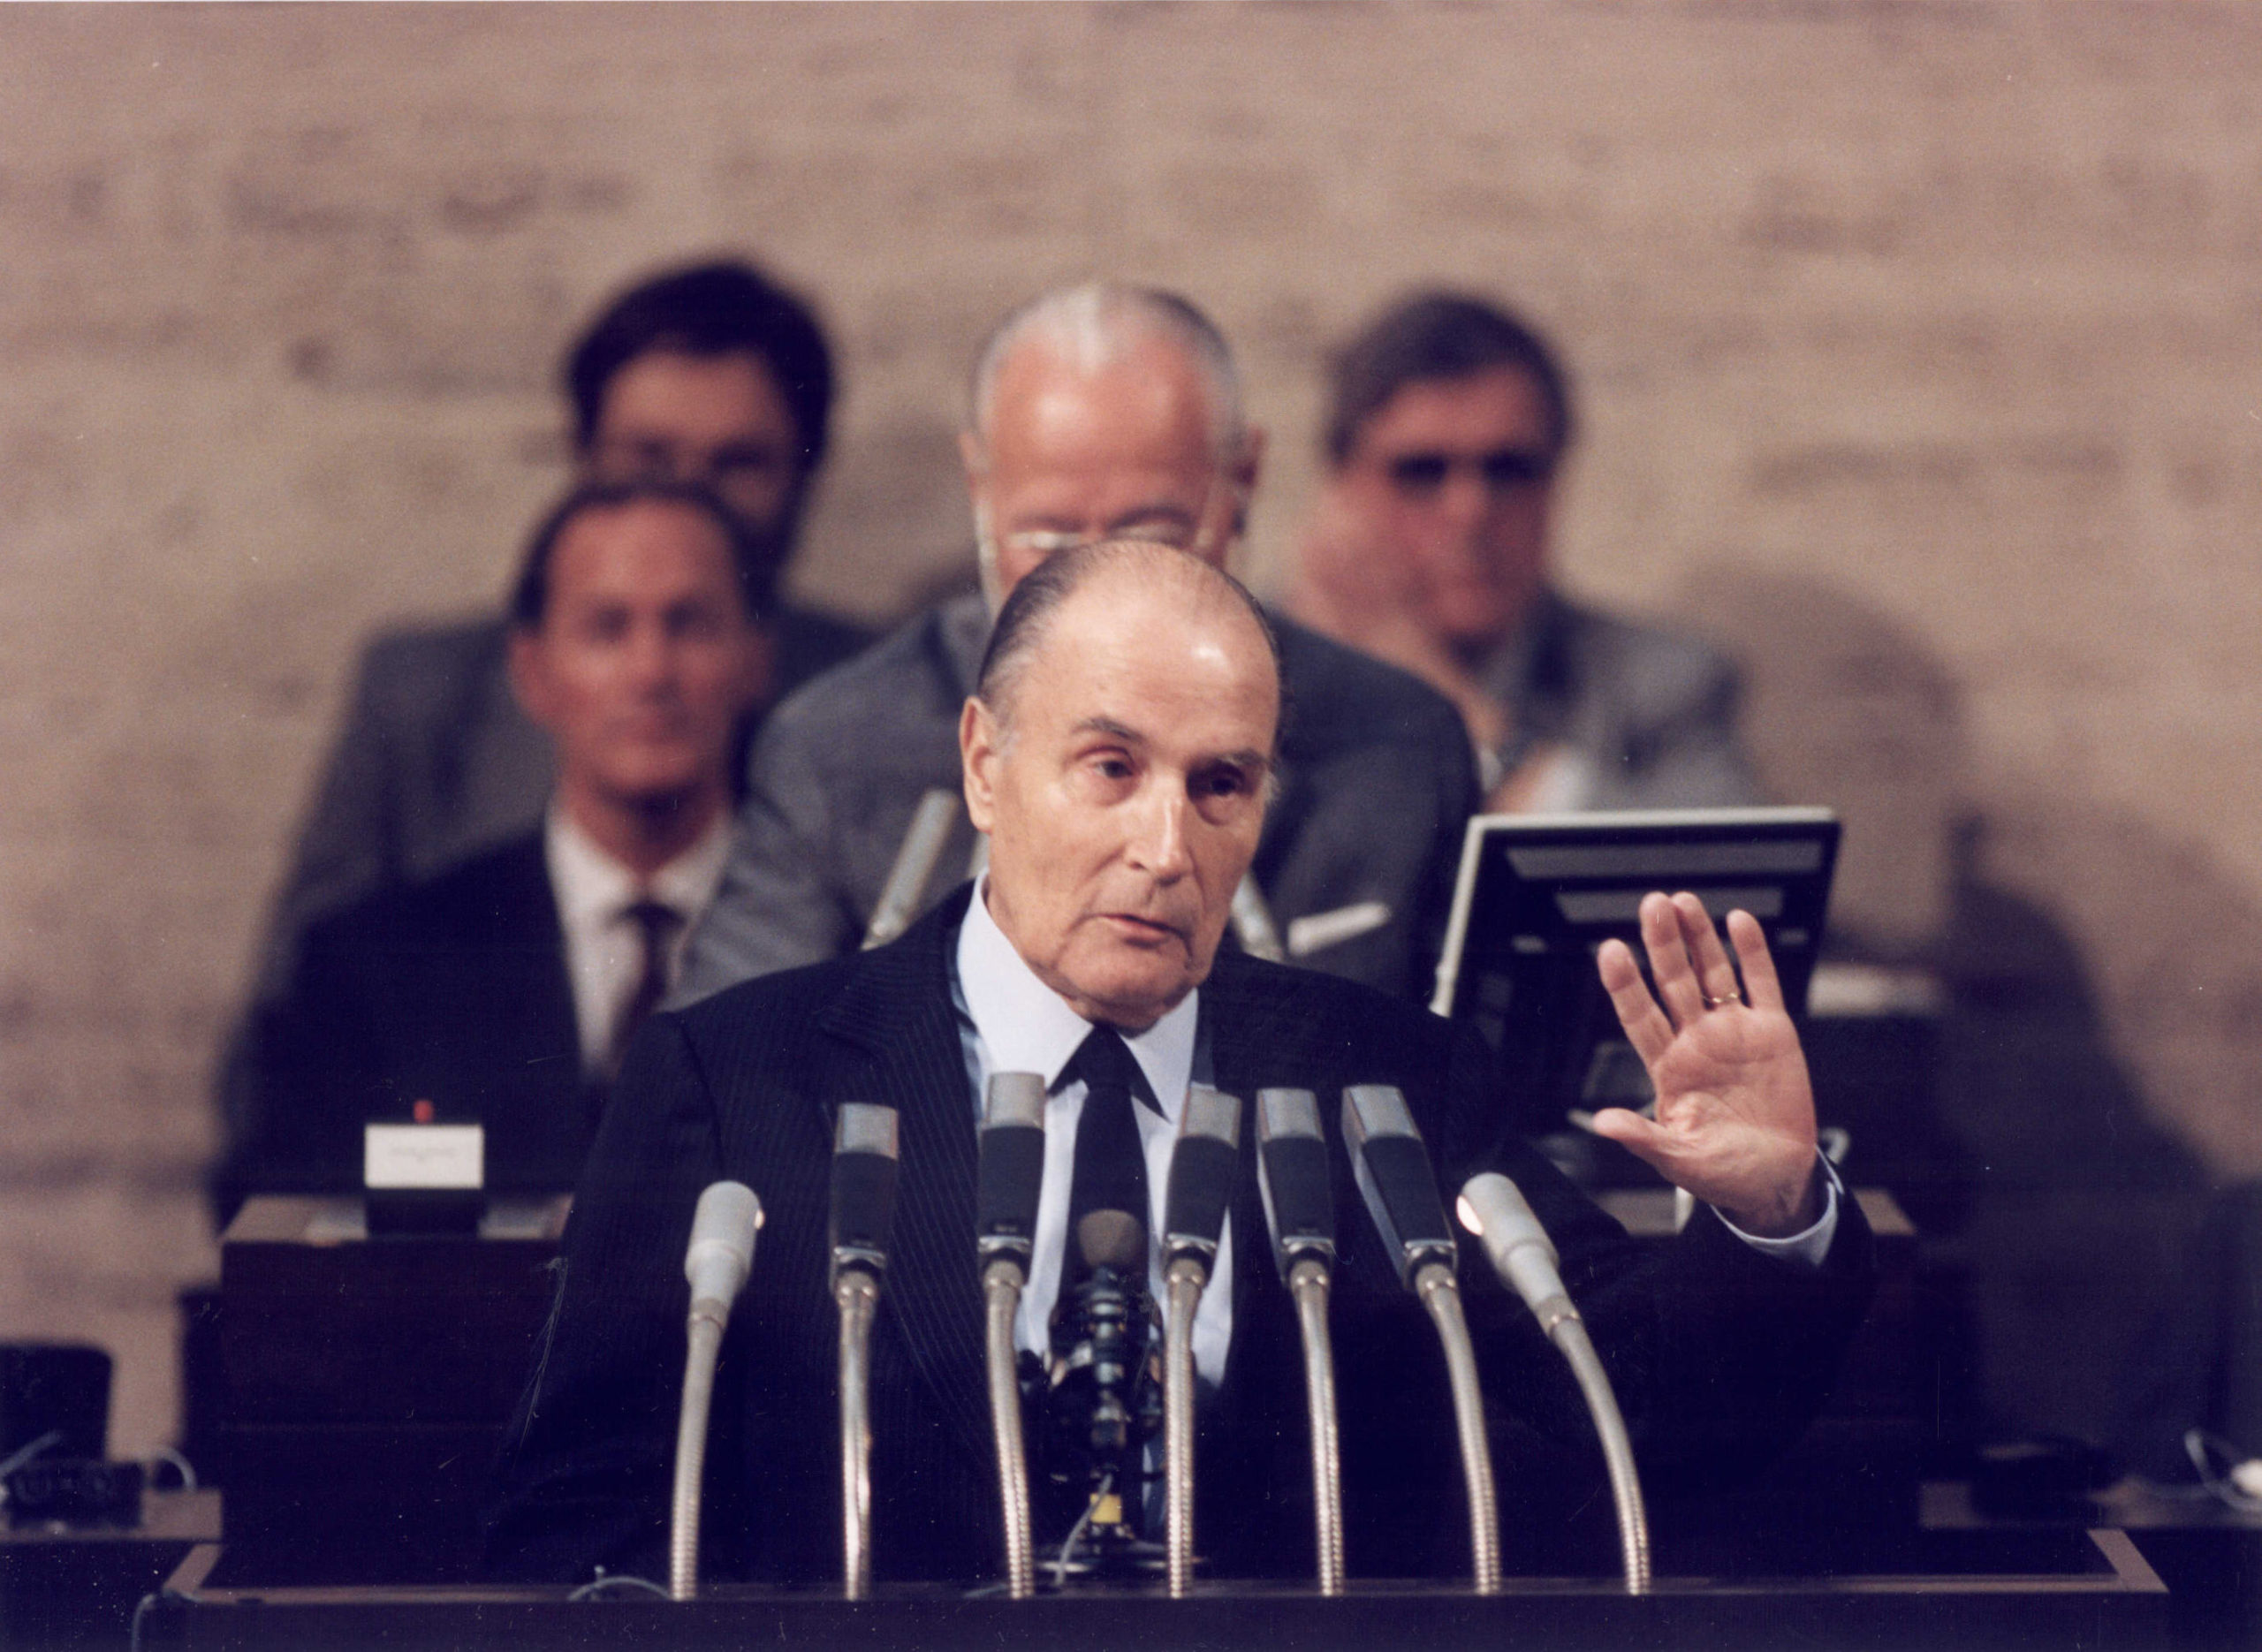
[
  {"left": 140, "top": 1530, "right": 2167, "bottom": 1652},
  {"left": 215, "top": 1196, "right": 569, "bottom": 1584}
]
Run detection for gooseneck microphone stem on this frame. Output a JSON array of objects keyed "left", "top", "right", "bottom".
[
  {"left": 976, "top": 1072, "right": 1045, "bottom": 1599},
  {"left": 1415, "top": 1260, "right": 1502, "bottom": 1595},
  {"left": 1162, "top": 1259, "right": 1204, "bottom": 1599},
  {"left": 828, "top": 1104, "right": 900, "bottom": 1602},
  {"left": 835, "top": 1269, "right": 880, "bottom": 1599},
  {"left": 669, "top": 1302, "right": 726, "bottom": 1602},
  {"left": 670, "top": 1180, "right": 762, "bottom": 1602},
  {"left": 1552, "top": 1310, "right": 1650, "bottom": 1594},
  {"left": 1287, "top": 1257, "right": 1345, "bottom": 1595},
  {"left": 982, "top": 1257, "right": 1036, "bottom": 1599},
  {"left": 1456, "top": 1171, "right": 1649, "bottom": 1595}
]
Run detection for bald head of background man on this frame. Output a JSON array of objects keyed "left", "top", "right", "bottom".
[{"left": 960, "top": 284, "right": 1263, "bottom": 605}]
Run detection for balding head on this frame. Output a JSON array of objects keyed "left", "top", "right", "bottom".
[
  {"left": 960, "top": 541, "right": 1280, "bottom": 1030},
  {"left": 959, "top": 284, "right": 1265, "bottom": 607},
  {"left": 968, "top": 284, "right": 1244, "bottom": 458}
]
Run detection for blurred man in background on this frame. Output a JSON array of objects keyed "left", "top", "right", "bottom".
[
  {"left": 216, "top": 481, "right": 766, "bottom": 1220},
  {"left": 674, "top": 283, "right": 1476, "bottom": 1005},
  {"left": 1290, "top": 291, "right": 1759, "bottom": 815}
]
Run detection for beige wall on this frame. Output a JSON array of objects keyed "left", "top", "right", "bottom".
[{"left": 4, "top": 2, "right": 2259, "bottom": 1454}]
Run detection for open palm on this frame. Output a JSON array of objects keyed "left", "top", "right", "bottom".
[{"left": 1590, "top": 892, "right": 1821, "bottom": 1237}]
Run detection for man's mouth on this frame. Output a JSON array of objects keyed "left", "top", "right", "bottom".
[{"left": 1097, "top": 912, "right": 1188, "bottom": 947}]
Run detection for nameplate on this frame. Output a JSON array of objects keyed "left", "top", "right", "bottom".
[{"left": 364, "top": 1123, "right": 485, "bottom": 1190}]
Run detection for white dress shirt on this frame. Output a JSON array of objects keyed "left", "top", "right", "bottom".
[
  {"left": 952, "top": 878, "right": 1236, "bottom": 1385},
  {"left": 545, "top": 807, "right": 733, "bottom": 1072}
]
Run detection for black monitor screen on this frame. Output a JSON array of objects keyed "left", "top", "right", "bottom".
[{"left": 1430, "top": 807, "right": 1841, "bottom": 1141}]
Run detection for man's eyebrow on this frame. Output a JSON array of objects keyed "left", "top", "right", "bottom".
[
  {"left": 1209, "top": 749, "right": 1271, "bottom": 773},
  {"left": 1070, "top": 716, "right": 1144, "bottom": 743}
]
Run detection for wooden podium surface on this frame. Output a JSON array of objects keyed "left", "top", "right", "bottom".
[{"left": 140, "top": 1528, "right": 2167, "bottom": 1652}]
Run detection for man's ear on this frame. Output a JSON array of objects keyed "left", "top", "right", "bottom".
[
  {"left": 1227, "top": 424, "right": 1267, "bottom": 543},
  {"left": 960, "top": 694, "right": 1001, "bottom": 835},
  {"left": 506, "top": 625, "right": 553, "bottom": 731}
]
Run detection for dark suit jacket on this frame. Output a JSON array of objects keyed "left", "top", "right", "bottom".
[
  {"left": 216, "top": 833, "right": 595, "bottom": 1222},
  {"left": 677, "top": 593, "right": 1479, "bottom": 1007},
  {"left": 487, "top": 885, "right": 1873, "bottom": 1587}
]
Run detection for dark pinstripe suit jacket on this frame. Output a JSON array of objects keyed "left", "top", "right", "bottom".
[{"left": 485, "top": 885, "right": 1872, "bottom": 1587}]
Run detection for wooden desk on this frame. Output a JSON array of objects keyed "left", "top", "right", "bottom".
[
  {"left": 216, "top": 1196, "right": 568, "bottom": 1585},
  {"left": 144, "top": 1529, "right": 2167, "bottom": 1652}
]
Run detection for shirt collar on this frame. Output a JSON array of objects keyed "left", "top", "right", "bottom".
[
  {"left": 954, "top": 874, "right": 1200, "bottom": 1123},
  {"left": 544, "top": 804, "right": 733, "bottom": 928}
]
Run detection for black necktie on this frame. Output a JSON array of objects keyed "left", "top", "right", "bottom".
[
  {"left": 607, "top": 898, "right": 680, "bottom": 1077},
  {"left": 1059, "top": 1026, "right": 1154, "bottom": 1270}
]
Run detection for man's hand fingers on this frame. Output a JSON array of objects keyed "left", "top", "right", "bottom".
[
  {"left": 1589, "top": 1105, "right": 1672, "bottom": 1174},
  {"left": 1596, "top": 937, "right": 1675, "bottom": 1067},
  {"left": 1638, "top": 891, "right": 1706, "bottom": 1027},
  {"left": 1727, "top": 909, "right": 1787, "bottom": 1014},
  {"left": 1670, "top": 890, "right": 1744, "bottom": 1008}
]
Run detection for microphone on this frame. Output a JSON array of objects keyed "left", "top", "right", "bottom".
[
  {"left": 1229, "top": 874, "right": 1287, "bottom": 963},
  {"left": 977, "top": 1072, "right": 1047, "bottom": 1599},
  {"left": 1042, "top": 1209, "right": 1162, "bottom": 1571},
  {"left": 863, "top": 789, "right": 960, "bottom": 949},
  {"left": 1158, "top": 1085, "right": 1242, "bottom": 1597},
  {"left": 830, "top": 1104, "right": 899, "bottom": 1599},
  {"left": 1340, "top": 1086, "right": 1500, "bottom": 1595},
  {"left": 670, "top": 1180, "right": 763, "bottom": 1601},
  {"left": 1256, "top": 1088, "right": 1343, "bottom": 1595},
  {"left": 1459, "top": 1173, "right": 1650, "bottom": 1594},
  {"left": 1162, "top": 1085, "right": 1241, "bottom": 1270},
  {"left": 830, "top": 1103, "right": 900, "bottom": 1283}
]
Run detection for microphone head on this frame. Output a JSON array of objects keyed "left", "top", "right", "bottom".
[
  {"left": 1340, "top": 1085, "right": 1455, "bottom": 1287},
  {"left": 978, "top": 1072, "right": 1047, "bottom": 1265},
  {"left": 1257, "top": 1088, "right": 1335, "bottom": 1277},
  {"left": 1075, "top": 1208, "right": 1146, "bottom": 1275},
  {"left": 684, "top": 1180, "right": 763, "bottom": 1306},
  {"left": 1162, "top": 1086, "right": 1241, "bottom": 1263},
  {"left": 1457, "top": 1172, "right": 1566, "bottom": 1313},
  {"left": 830, "top": 1103, "right": 900, "bottom": 1278}
]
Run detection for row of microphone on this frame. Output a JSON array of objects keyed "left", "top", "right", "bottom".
[{"left": 666, "top": 1079, "right": 1650, "bottom": 1601}]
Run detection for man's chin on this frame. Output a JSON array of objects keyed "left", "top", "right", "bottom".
[{"left": 1051, "top": 947, "right": 1206, "bottom": 1032}]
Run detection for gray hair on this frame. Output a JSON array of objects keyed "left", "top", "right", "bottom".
[{"left": 965, "top": 283, "right": 1247, "bottom": 464}]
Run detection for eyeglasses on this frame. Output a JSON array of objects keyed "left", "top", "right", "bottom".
[
  {"left": 984, "top": 475, "right": 1230, "bottom": 565},
  {"left": 1382, "top": 447, "right": 1557, "bottom": 498},
  {"left": 992, "top": 520, "right": 1211, "bottom": 561}
]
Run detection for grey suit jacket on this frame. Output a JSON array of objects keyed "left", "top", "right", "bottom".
[
  {"left": 677, "top": 593, "right": 1479, "bottom": 1004},
  {"left": 1496, "top": 590, "right": 1761, "bottom": 811}
]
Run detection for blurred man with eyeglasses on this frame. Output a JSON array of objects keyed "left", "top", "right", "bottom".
[
  {"left": 674, "top": 283, "right": 1476, "bottom": 1003},
  {"left": 1290, "top": 292, "right": 1759, "bottom": 815}
]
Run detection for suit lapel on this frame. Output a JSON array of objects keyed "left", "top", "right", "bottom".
[{"left": 815, "top": 885, "right": 991, "bottom": 1456}]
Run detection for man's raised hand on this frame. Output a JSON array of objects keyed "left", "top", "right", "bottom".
[{"left": 1590, "top": 891, "right": 1820, "bottom": 1238}]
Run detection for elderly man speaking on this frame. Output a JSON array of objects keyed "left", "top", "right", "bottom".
[{"left": 487, "top": 541, "right": 1871, "bottom": 1588}]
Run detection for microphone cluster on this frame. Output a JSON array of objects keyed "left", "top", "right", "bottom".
[{"left": 665, "top": 1080, "right": 1650, "bottom": 1600}]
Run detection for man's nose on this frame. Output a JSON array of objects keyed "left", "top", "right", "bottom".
[
  {"left": 624, "top": 621, "right": 679, "bottom": 689},
  {"left": 1127, "top": 786, "right": 1193, "bottom": 882}
]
